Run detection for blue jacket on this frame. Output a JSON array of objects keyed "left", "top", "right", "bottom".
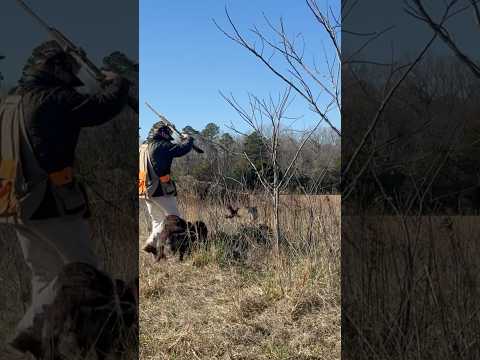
[{"left": 148, "top": 137, "right": 194, "bottom": 177}]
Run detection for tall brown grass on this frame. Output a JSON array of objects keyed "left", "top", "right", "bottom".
[{"left": 343, "top": 215, "right": 480, "bottom": 359}]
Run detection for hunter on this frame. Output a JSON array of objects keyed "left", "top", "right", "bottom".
[
  {"left": 6, "top": 40, "right": 130, "bottom": 356},
  {"left": 141, "top": 122, "right": 194, "bottom": 255}
]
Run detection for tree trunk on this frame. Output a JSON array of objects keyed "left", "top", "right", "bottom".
[{"left": 273, "top": 187, "right": 280, "bottom": 257}]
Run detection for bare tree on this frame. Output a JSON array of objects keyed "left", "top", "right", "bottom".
[
  {"left": 402, "top": 0, "right": 480, "bottom": 212},
  {"left": 223, "top": 88, "right": 330, "bottom": 255},
  {"left": 407, "top": 0, "right": 480, "bottom": 78},
  {"left": 214, "top": 0, "right": 341, "bottom": 137},
  {"left": 339, "top": 0, "right": 475, "bottom": 208},
  {"left": 214, "top": 0, "right": 342, "bottom": 257}
]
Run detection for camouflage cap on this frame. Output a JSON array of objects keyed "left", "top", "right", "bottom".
[
  {"left": 146, "top": 121, "right": 173, "bottom": 142},
  {"left": 31, "top": 40, "right": 64, "bottom": 61},
  {"left": 23, "top": 40, "right": 79, "bottom": 73},
  {"left": 21, "top": 40, "right": 83, "bottom": 87}
]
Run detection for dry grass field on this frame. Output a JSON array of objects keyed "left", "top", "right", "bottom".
[
  {"left": 139, "top": 194, "right": 341, "bottom": 360},
  {"left": 343, "top": 215, "right": 480, "bottom": 359}
]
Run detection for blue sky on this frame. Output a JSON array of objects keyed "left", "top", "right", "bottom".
[
  {"left": 140, "top": 0, "right": 341, "bottom": 140},
  {"left": 1, "top": 1, "right": 137, "bottom": 87}
]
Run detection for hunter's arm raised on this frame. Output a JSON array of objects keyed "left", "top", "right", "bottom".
[
  {"left": 168, "top": 137, "right": 194, "bottom": 157},
  {"left": 60, "top": 76, "right": 130, "bottom": 127}
]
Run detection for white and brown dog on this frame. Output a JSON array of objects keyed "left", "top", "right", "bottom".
[{"left": 144, "top": 215, "right": 208, "bottom": 261}]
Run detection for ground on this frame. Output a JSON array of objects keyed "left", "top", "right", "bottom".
[
  {"left": 0, "top": 195, "right": 341, "bottom": 359},
  {"left": 140, "top": 257, "right": 340, "bottom": 360}
]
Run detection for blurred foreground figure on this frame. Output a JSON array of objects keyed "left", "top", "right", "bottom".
[
  {"left": 139, "top": 122, "right": 193, "bottom": 256},
  {"left": 0, "top": 41, "right": 132, "bottom": 358}
]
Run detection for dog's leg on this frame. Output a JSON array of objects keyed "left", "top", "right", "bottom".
[{"left": 155, "top": 245, "right": 166, "bottom": 262}]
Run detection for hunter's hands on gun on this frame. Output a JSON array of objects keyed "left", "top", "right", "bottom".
[
  {"left": 145, "top": 102, "right": 204, "bottom": 154},
  {"left": 101, "top": 70, "right": 120, "bottom": 82}
]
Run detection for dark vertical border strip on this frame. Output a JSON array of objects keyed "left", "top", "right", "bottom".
[
  {"left": 342, "top": 1, "right": 480, "bottom": 358},
  {"left": 0, "top": 1, "right": 139, "bottom": 358}
]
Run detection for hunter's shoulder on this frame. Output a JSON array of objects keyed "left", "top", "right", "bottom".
[
  {"left": 29, "top": 85, "right": 84, "bottom": 106},
  {"left": 49, "top": 85, "right": 83, "bottom": 99},
  {"left": 14, "top": 85, "right": 79, "bottom": 111},
  {"left": 149, "top": 139, "right": 173, "bottom": 150}
]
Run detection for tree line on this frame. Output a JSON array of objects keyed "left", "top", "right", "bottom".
[
  {"left": 343, "top": 55, "right": 480, "bottom": 213},
  {"left": 173, "top": 122, "right": 340, "bottom": 194}
]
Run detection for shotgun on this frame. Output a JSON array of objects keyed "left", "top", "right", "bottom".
[
  {"left": 15, "top": 0, "right": 138, "bottom": 113},
  {"left": 145, "top": 102, "right": 204, "bottom": 154}
]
